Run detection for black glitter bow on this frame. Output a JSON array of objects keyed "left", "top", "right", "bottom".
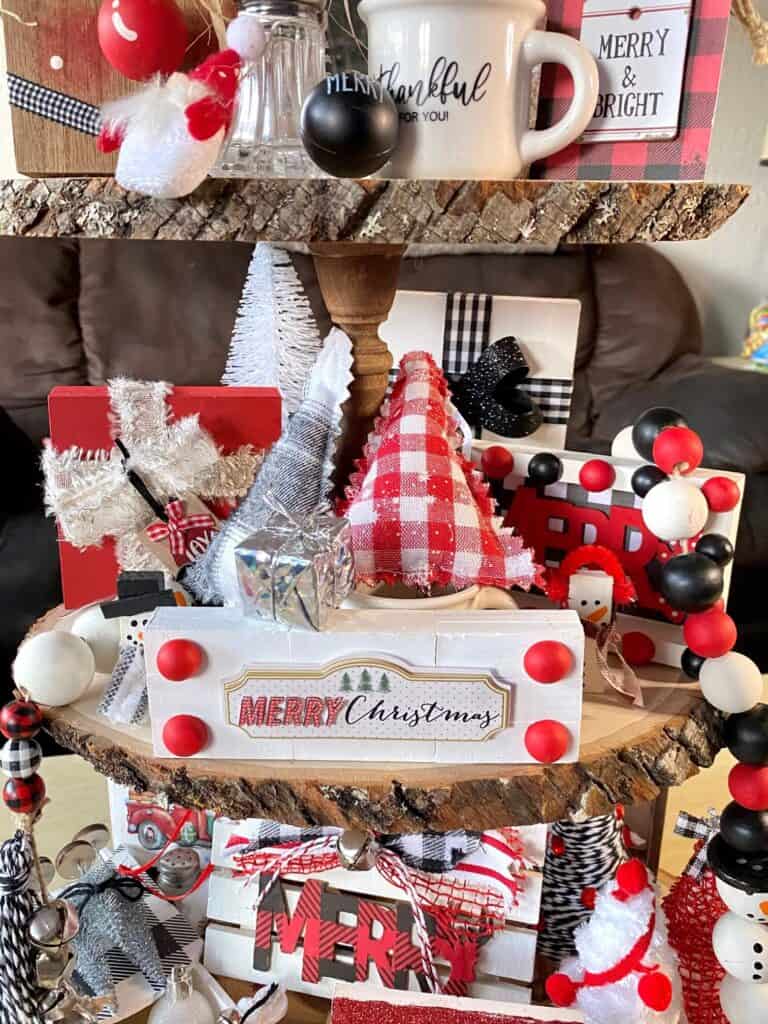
[
  {"left": 452, "top": 337, "right": 543, "bottom": 438},
  {"left": 60, "top": 873, "right": 145, "bottom": 911}
]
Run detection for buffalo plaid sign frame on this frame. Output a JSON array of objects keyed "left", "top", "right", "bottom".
[{"left": 533, "top": 0, "right": 732, "bottom": 180}]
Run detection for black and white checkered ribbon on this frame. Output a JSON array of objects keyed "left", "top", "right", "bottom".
[
  {"left": 234, "top": 821, "right": 482, "bottom": 873},
  {"left": 674, "top": 809, "right": 720, "bottom": 879},
  {"left": 442, "top": 293, "right": 573, "bottom": 427},
  {"left": 7, "top": 73, "right": 101, "bottom": 136}
]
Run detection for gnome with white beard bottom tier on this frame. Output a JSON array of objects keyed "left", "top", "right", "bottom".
[{"left": 546, "top": 859, "right": 682, "bottom": 1024}]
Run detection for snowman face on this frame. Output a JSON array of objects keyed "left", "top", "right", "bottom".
[
  {"left": 713, "top": 912, "right": 768, "bottom": 983},
  {"left": 567, "top": 571, "right": 614, "bottom": 625},
  {"left": 717, "top": 877, "right": 768, "bottom": 924},
  {"left": 120, "top": 613, "right": 153, "bottom": 649}
]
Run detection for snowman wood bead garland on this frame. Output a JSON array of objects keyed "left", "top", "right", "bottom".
[{"left": 1, "top": 699, "right": 46, "bottom": 817}]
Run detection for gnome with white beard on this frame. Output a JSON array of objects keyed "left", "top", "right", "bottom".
[{"left": 546, "top": 859, "right": 682, "bottom": 1024}]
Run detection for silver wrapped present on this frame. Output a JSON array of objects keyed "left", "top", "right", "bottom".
[{"left": 235, "top": 510, "right": 355, "bottom": 630}]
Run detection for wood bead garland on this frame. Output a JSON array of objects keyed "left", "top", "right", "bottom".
[
  {"left": 641, "top": 478, "right": 709, "bottom": 542},
  {"left": 720, "top": 802, "right": 768, "bottom": 855},
  {"left": 659, "top": 553, "right": 724, "bottom": 613},
  {"left": 632, "top": 407, "right": 687, "bottom": 461},
  {"left": 0, "top": 739, "right": 42, "bottom": 780},
  {"left": 699, "top": 652, "right": 764, "bottom": 714},
  {"left": 729, "top": 764, "right": 768, "bottom": 812},
  {"left": 683, "top": 608, "right": 738, "bottom": 659},
  {"left": 2, "top": 774, "right": 46, "bottom": 815},
  {"left": 725, "top": 705, "right": 768, "bottom": 766},
  {"left": 652, "top": 426, "right": 704, "bottom": 475},
  {"left": 0, "top": 701, "right": 42, "bottom": 740},
  {"left": 702, "top": 476, "right": 741, "bottom": 513}
]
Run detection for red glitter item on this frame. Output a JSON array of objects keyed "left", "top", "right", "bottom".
[
  {"left": 663, "top": 868, "right": 728, "bottom": 1024},
  {"left": 330, "top": 995, "right": 577, "bottom": 1024}
]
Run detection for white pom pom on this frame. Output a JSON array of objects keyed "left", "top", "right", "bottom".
[
  {"left": 713, "top": 912, "right": 768, "bottom": 983},
  {"left": 13, "top": 632, "right": 95, "bottom": 707},
  {"left": 71, "top": 605, "right": 121, "bottom": 675},
  {"left": 226, "top": 15, "right": 267, "bottom": 60},
  {"left": 720, "top": 973, "right": 768, "bottom": 1024},
  {"left": 641, "top": 477, "right": 708, "bottom": 541},
  {"left": 611, "top": 426, "right": 641, "bottom": 460},
  {"left": 700, "top": 652, "right": 764, "bottom": 714}
]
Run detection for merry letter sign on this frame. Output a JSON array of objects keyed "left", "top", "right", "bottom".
[{"left": 145, "top": 607, "right": 584, "bottom": 764}]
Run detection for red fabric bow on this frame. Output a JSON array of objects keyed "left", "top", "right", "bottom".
[{"left": 145, "top": 500, "right": 215, "bottom": 562}]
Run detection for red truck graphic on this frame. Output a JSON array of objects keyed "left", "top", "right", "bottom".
[{"left": 125, "top": 791, "right": 215, "bottom": 850}]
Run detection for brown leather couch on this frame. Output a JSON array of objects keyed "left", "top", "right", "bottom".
[{"left": 2, "top": 237, "right": 765, "bottom": 700}]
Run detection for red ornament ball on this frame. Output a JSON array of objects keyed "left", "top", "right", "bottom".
[
  {"left": 702, "top": 476, "right": 741, "bottom": 513},
  {"left": 523, "top": 641, "right": 573, "bottom": 684},
  {"left": 729, "top": 763, "right": 768, "bottom": 811},
  {"left": 97, "top": 0, "right": 188, "bottom": 81},
  {"left": 638, "top": 971, "right": 673, "bottom": 1012},
  {"left": 546, "top": 973, "right": 578, "bottom": 1007},
  {"left": 615, "top": 858, "right": 649, "bottom": 896},
  {"left": 683, "top": 609, "right": 737, "bottom": 659},
  {"left": 652, "top": 426, "right": 704, "bottom": 476},
  {"left": 2, "top": 773, "right": 45, "bottom": 815},
  {"left": 622, "top": 631, "right": 656, "bottom": 667},
  {"left": 162, "top": 715, "right": 209, "bottom": 757},
  {"left": 525, "top": 720, "right": 571, "bottom": 763},
  {"left": 0, "top": 700, "right": 43, "bottom": 740},
  {"left": 579, "top": 459, "right": 616, "bottom": 493},
  {"left": 481, "top": 446, "right": 514, "bottom": 481},
  {"left": 156, "top": 638, "right": 204, "bottom": 681}
]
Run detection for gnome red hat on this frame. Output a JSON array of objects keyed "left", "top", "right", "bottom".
[
  {"left": 546, "top": 858, "right": 681, "bottom": 1022},
  {"left": 547, "top": 544, "right": 637, "bottom": 607}
]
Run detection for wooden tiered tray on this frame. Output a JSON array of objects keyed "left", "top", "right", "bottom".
[
  {"left": 35, "top": 608, "right": 724, "bottom": 834},
  {"left": 0, "top": 178, "right": 749, "bottom": 246}
]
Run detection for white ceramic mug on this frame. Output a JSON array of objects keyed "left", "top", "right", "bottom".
[{"left": 358, "top": 0, "right": 599, "bottom": 179}]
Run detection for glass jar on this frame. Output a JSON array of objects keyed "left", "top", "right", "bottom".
[{"left": 213, "top": 0, "right": 329, "bottom": 178}]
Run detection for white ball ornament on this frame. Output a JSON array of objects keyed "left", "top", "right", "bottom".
[
  {"left": 716, "top": 877, "right": 768, "bottom": 923},
  {"left": 641, "top": 477, "right": 709, "bottom": 541},
  {"left": 226, "top": 15, "right": 267, "bottom": 60},
  {"left": 611, "top": 425, "right": 642, "bottom": 460},
  {"left": 71, "top": 605, "right": 120, "bottom": 675},
  {"left": 712, "top": 911, "right": 768, "bottom": 983},
  {"left": 13, "top": 632, "right": 95, "bottom": 707},
  {"left": 700, "top": 652, "right": 765, "bottom": 714},
  {"left": 720, "top": 973, "right": 768, "bottom": 1024}
]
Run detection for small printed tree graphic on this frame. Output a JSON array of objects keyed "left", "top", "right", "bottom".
[
  {"left": 358, "top": 669, "right": 373, "bottom": 692},
  {"left": 340, "top": 672, "right": 353, "bottom": 692},
  {"left": 379, "top": 672, "right": 391, "bottom": 693}
]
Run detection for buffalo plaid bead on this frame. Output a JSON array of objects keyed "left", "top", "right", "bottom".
[
  {"left": 0, "top": 700, "right": 43, "bottom": 740},
  {"left": 2, "top": 772, "right": 46, "bottom": 814},
  {"left": 0, "top": 738, "right": 43, "bottom": 780}
]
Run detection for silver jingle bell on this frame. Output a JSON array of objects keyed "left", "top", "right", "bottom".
[
  {"left": 337, "top": 829, "right": 378, "bottom": 871},
  {"left": 36, "top": 946, "right": 75, "bottom": 990},
  {"left": 28, "top": 899, "right": 80, "bottom": 950}
]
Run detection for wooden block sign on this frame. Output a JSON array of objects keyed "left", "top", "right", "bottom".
[
  {"left": 204, "top": 818, "right": 547, "bottom": 1003},
  {"left": 144, "top": 607, "right": 585, "bottom": 764}
]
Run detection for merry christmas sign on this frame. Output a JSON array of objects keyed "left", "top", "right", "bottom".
[{"left": 144, "top": 607, "right": 584, "bottom": 764}]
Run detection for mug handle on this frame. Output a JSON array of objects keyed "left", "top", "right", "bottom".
[{"left": 519, "top": 30, "right": 599, "bottom": 166}]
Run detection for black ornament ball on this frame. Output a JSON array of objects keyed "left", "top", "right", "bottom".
[
  {"left": 527, "top": 453, "right": 564, "bottom": 487},
  {"left": 696, "top": 533, "right": 735, "bottom": 568},
  {"left": 724, "top": 704, "right": 768, "bottom": 766},
  {"left": 681, "top": 647, "right": 706, "bottom": 680},
  {"left": 631, "top": 464, "right": 668, "bottom": 498},
  {"left": 720, "top": 801, "right": 768, "bottom": 854},
  {"left": 659, "top": 553, "right": 724, "bottom": 613},
  {"left": 300, "top": 71, "right": 399, "bottom": 178},
  {"left": 631, "top": 407, "right": 688, "bottom": 461}
]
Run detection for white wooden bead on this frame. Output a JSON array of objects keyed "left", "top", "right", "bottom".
[
  {"left": 71, "top": 605, "right": 121, "bottom": 675},
  {"left": 641, "top": 478, "right": 709, "bottom": 541},
  {"left": 700, "top": 652, "right": 764, "bottom": 714},
  {"left": 610, "top": 426, "right": 641, "bottom": 460},
  {"left": 13, "top": 632, "right": 95, "bottom": 707},
  {"left": 720, "top": 973, "right": 768, "bottom": 1024},
  {"left": 713, "top": 912, "right": 768, "bottom": 983}
]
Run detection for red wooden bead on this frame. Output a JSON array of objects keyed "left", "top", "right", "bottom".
[
  {"left": 0, "top": 700, "right": 43, "bottom": 740},
  {"left": 481, "top": 446, "right": 514, "bottom": 481},
  {"left": 579, "top": 459, "right": 616, "bottom": 493},
  {"left": 97, "top": 0, "right": 188, "bottom": 81},
  {"left": 156, "top": 639, "right": 204, "bottom": 682},
  {"left": 551, "top": 835, "right": 566, "bottom": 857},
  {"left": 162, "top": 714, "right": 209, "bottom": 757},
  {"left": 729, "top": 763, "right": 768, "bottom": 811},
  {"left": 683, "top": 609, "right": 737, "bottom": 659},
  {"left": 523, "top": 641, "right": 573, "bottom": 684},
  {"left": 2, "top": 773, "right": 45, "bottom": 815},
  {"left": 525, "top": 720, "right": 571, "bottom": 763},
  {"left": 622, "top": 631, "right": 656, "bottom": 667},
  {"left": 702, "top": 476, "right": 741, "bottom": 513},
  {"left": 652, "top": 426, "right": 704, "bottom": 476}
]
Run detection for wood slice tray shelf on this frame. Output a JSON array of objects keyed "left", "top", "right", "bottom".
[
  {"left": 0, "top": 178, "right": 749, "bottom": 246},
  {"left": 35, "top": 608, "right": 724, "bottom": 834}
]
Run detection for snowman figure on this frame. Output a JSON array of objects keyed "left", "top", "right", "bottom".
[
  {"left": 547, "top": 544, "right": 637, "bottom": 636},
  {"left": 567, "top": 569, "right": 615, "bottom": 628},
  {"left": 546, "top": 859, "right": 682, "bottom": 1024}
]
